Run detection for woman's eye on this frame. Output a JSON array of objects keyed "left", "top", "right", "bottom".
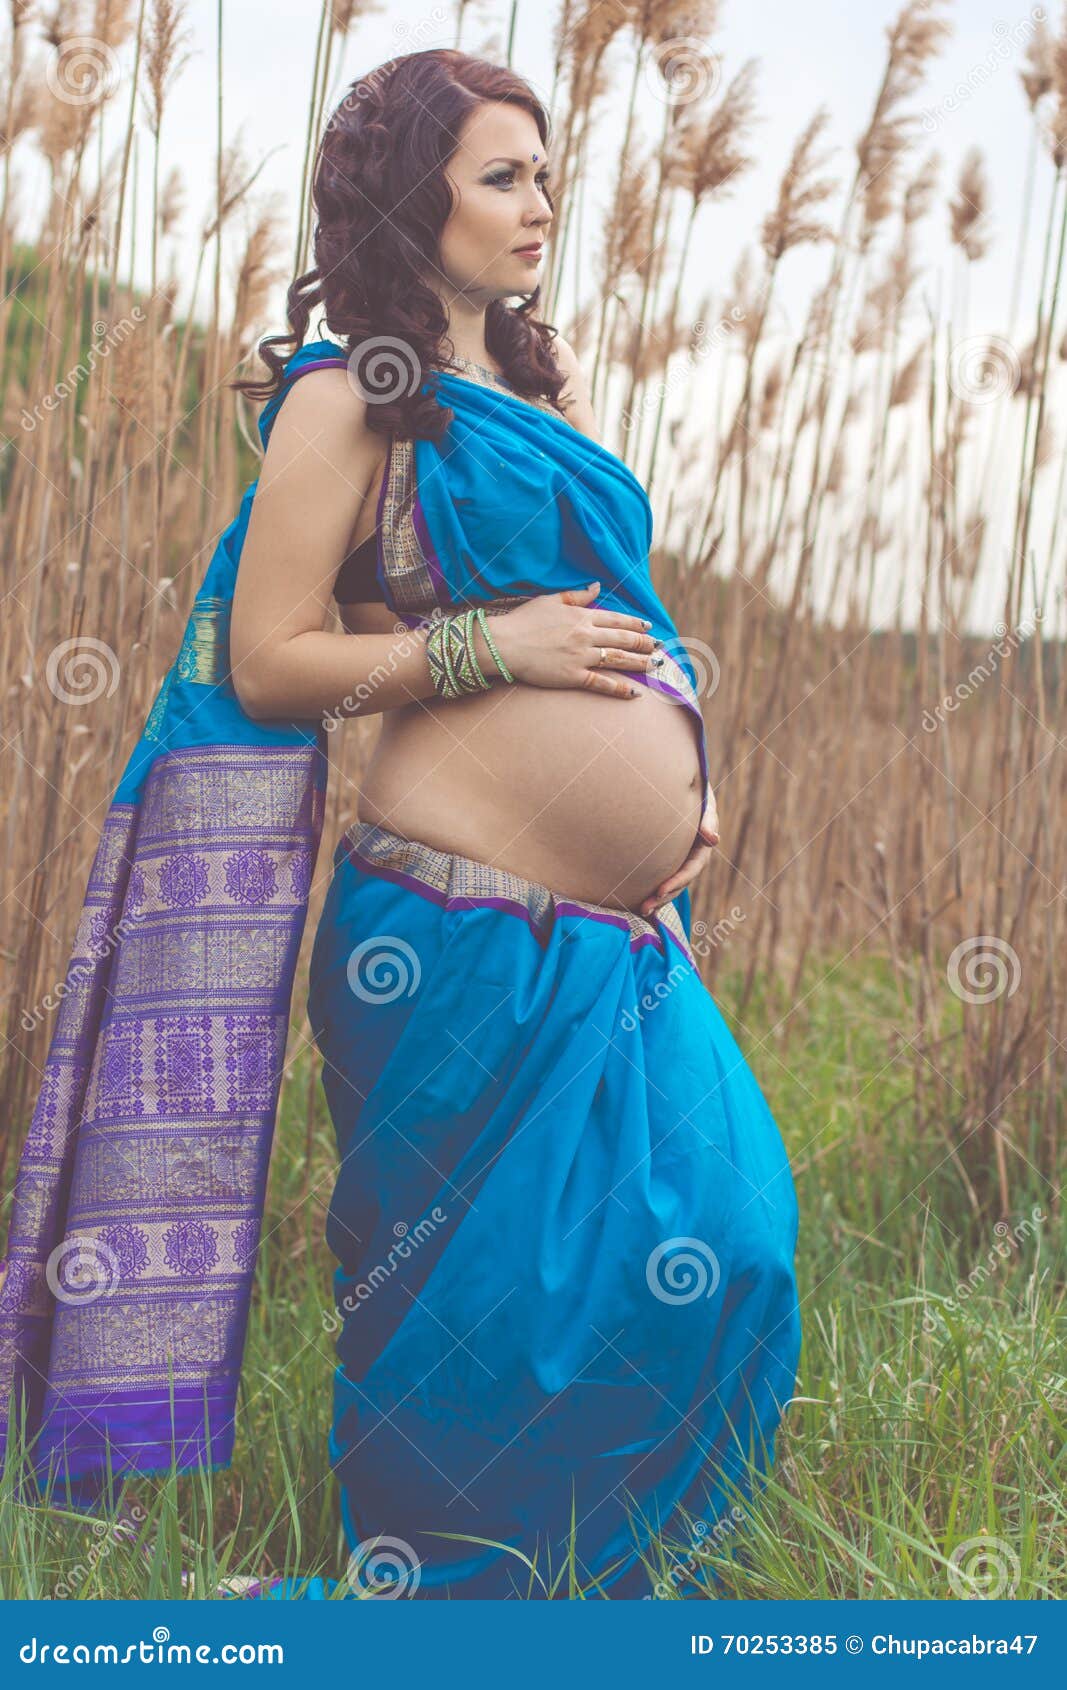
[{"left": 485, "top": 171, "right": 552, "bottom": 191}]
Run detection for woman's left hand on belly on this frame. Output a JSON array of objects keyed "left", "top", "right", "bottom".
[{"left": 638, "top": 780, "right": 720, "bottom": 917}]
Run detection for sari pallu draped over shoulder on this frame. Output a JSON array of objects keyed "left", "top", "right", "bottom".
[
  {"left": 0, "top": 338, "right": 792, "bottom": 1545},
  {"left": 0, "top": 446, "right": 329, "bottom": 1507}
]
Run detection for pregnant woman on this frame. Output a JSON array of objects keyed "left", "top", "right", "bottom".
[{"left": 0, "top": 49, "right": 800, "bottom": 1600}]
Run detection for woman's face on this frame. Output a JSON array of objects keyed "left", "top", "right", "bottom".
[{"left": 435, "top": 101, "right": 553, "bottom": 302}]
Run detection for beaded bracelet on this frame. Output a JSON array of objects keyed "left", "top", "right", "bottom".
[{"left": 425, "top": 606, "right": 515, "bottom": 699}]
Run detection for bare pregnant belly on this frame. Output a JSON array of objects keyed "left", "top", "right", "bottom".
[{"left": 357, "top": 681, "right": 704, "bottom": 912}]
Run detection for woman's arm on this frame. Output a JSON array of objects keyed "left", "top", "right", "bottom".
[
  {"left": 551, "top": 334, "right": 599, "bottom": 440},
  {"left": 230, "top": 366, "right": 451, "bottom": 722}
]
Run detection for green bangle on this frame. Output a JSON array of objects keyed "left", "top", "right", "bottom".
[
  {"left": 460, "top": 608, "right": 492, "bottom": 692},
  {"left": 475, "top": 605, "right": 514, "bottom": 683}
]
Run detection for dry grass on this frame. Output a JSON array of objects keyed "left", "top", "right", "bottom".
[{"left": 0, "top": 0, "right": 1065, "bottom": 1593}]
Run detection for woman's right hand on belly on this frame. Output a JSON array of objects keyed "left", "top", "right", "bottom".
[{"left": 486, "top": 581, "right": 661, "bottom": 698}]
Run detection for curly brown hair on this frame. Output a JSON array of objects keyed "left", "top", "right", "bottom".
[{"left": 232, "top": 48, "right": 566, "bottom": 443}]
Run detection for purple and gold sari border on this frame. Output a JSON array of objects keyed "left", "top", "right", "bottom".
[
  {"left": 411, "top": 492, "right": 452, "bottom": 607},
  {"left": 28, "top": 1383, "right": 239, "bottom": 1485},
  {"left": 339, "top": 823, "right": 693, "bottom": 962},
  {"left": 374, "top": 435, "right": 392, "bottom": 608}
]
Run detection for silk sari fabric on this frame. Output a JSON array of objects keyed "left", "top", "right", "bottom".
[
  {"left": 0, "top": 338, "right": 801, "bottom": 1601},
  {"left": 293, "top": 339, "right": 802, "bottom": 1598}
]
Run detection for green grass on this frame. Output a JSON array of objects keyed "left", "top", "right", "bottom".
[{"left": 2, "top": 949, "right": 1064, "bottom": 1599}]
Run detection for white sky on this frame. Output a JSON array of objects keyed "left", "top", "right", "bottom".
[{"left": 12, "top": 0, "right": 1060, "bottom": 632}]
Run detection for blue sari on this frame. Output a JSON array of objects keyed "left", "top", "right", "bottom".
[{"left": 0, "top": 337, "right": 800, "bottom": 1599}]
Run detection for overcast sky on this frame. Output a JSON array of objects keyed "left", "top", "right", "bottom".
[
  {"left": 126, "top": 0, "right": 1047, "bottom": 341},
  {"left": 15, "top": 0, "right": 1059, "bottom": 631}
]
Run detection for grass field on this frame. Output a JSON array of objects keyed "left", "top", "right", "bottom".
[{"left": 2, "top": 946, "right": 1062, "bottom": 1601}]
